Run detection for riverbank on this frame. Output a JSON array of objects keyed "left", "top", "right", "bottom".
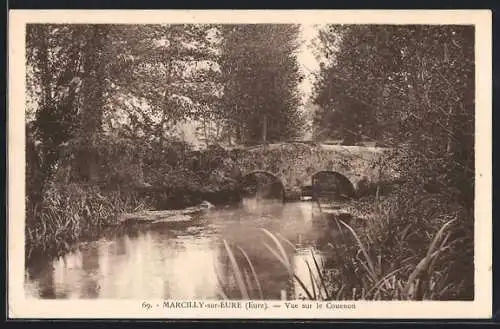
[
  {"left": 214, "top": 185, "right": 474, "bottom": 301},
  {"left": 24, "top": 199, "right": 346, "bottom": 299},
  {"left": 25, "top": 180, "right": 473, "bottom": 301},
  {"left": 24, "top": 181, "right": 242, "bottom": 267},
  {"left": 316, "top": 185, "right": 474, "bottom": 300}
]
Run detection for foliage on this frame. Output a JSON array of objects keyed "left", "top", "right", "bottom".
[
  {"left": 313, "top": 25, "right": 474, "bottom": 158},
  {"left": 308, "top": 25, "right": 475, "bottom": 299},
  {"left": 24, "top": 23, "right": 475, "bottom": 302},
  {"left": 26, "top": 24, "right": 221, "bottom": 186},
  {"left": 312, "top": 25, "right": 474, "bottom": 189},
  {"left": 25, "top": 183, "right": 146, "bottom": 265},
  {"left": 25, "top": 24, "right": 231, "bottom": 263},
  {"left": 334, "top": 187, "right": 473, "bottom": 300},
  {"left": 140, "top": 141, "right": 241, "bottom": 209},
  {"left": 218, "top": 190, "right": 473, "bottom": 300},
  {"left": 103, "top": 24, "right": 222, "bottom": 141},
  {"left": 219, "top": 24, "right": 305, "bottom": 144}
]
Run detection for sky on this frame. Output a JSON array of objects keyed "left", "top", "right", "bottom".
[
  {"left": 297, "top": 24, "right": 321, "bottom": 104},
  {"left": 296, "top": 24, "right": 322, "bottom": 139}
]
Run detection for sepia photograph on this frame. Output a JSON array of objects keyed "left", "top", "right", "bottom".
[{"left": 8, "top": 10, "right": 492, "bottom": 319}]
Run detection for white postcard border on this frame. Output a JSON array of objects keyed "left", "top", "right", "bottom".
[{"left": 8, "top": 9, "right": 493, "bottom": 319}]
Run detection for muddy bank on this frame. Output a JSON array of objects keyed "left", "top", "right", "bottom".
[
  {"left": 136, "top": 183, "right": 243, "bottom": 210},
  {"left": 118, "top": 201, "right": 215, "bottom": 225}
]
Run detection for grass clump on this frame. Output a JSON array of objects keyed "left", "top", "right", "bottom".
[
  {"left": 217, "top": 183, "right": 473, "bottom": 301},
  {"left": 25, "top": 183, "right": 147, "bottom": 265}
]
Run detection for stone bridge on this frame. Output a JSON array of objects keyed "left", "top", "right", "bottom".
[{"left": 225, "top": 142, "right": 400, "bottom": 200}]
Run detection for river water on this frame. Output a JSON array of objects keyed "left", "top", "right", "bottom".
[{"left": 25, "top": 198, "right": 344, "bottom": 300}]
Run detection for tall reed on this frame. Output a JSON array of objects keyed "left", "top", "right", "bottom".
[
  {"left": 25, "top": 183, "right": 147, "bottom": 265},
  {"left": 217, "top": 189, "right": 471, "bottom": 301}
]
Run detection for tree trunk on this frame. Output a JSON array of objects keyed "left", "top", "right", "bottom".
[
  {"left": 75, "top": 25, "right": 109, "bottom": 183},
  {"left": 38, "top": 27, "right": 53, "bottom": 110},
  {"left": 446, "top": 104, "right": 455, "bottom": 154},
  {"left": 262, "top": 114, "right": 268, "bottom": 144}
]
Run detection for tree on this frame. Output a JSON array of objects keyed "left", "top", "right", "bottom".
[
  {"left": 26, "top": 24, "right": 99, "bottom": 198},
  {"left": 312, "top": 24, "right": 475, "bottom": 299},
  {"left": 314, "top": 25, "right": 474, "bottom": 142},
  {"left": 219, "top": 24, "right": 305, "bottom": 144},
  {"left": 26, "top": 24, "right": 223, "bottom": 191},
  {"left": 102, "top": 24, "right": 222, "bottom": 144},
  {"left": 312, "top": 25, "right": 474, "bottom": 201}
]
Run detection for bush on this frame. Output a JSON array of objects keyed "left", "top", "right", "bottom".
[
  {"left": 324, "top": 183, "right": 472, "bottom": 300},
  {"left": 347, "top": 182, "right": 473, "bottom": 300},
  {"left": 25, "top": 183, "right": 146, "bottom": 265},
  {"left": 216, "top": 181, "right": 473, "bottom": 301}
]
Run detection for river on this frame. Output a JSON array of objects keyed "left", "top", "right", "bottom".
[{"left": 25, "top": 197, "right": 346, "bottom": 300}]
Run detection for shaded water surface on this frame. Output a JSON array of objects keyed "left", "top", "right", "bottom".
[{"left": 25, "top": 198, "right": 341, "bottom": 300}]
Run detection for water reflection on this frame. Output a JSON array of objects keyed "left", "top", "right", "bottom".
[
  {"left": 292, "top": 248, "right": 327, "bottom": 300},
  {"left": 26, "top": 197, "right": 340, "bottom": 300}
]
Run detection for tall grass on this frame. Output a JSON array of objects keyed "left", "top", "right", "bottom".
[
  {"left": 25, "top": 183, "right": 149, "bottom": 265},
  {"left": 214, "top": 239, "right": 263, "bottom": 299},
  {"left": 217, "top": 187, "right": 473, "bottom": 301}
]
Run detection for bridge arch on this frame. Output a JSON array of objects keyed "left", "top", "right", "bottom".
[
  {"left": 311, "top": 170, "right": 356, "bottom": 199},
  {"left": 240, "top": 170, "right": 285, "bottom": 200},
  {"left": 232, "top": 143, "right": 393, "bottom": 201}
]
